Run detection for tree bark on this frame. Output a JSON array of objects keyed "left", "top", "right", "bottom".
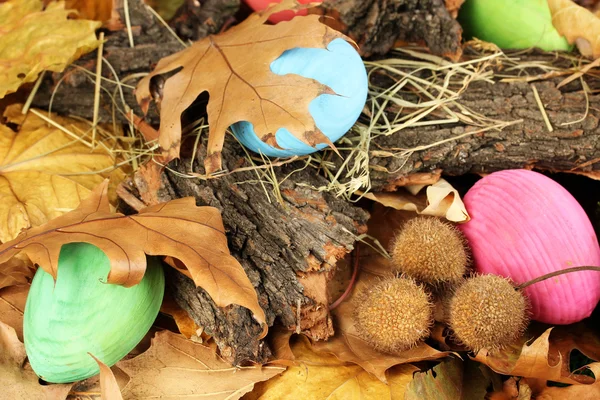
[
  {"left": 118, "top": 140, "right": 369, "bottom": 364},
  {"left": 319, "top": 0, "right": 463, "bottom": 58}
]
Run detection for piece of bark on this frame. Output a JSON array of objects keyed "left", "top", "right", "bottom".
[
  {"left": 318, "top": 0, "right": 463, "bottom": 58},
  {"left": 119, "top": 139, "right": 369, "bottom": 364},
  {"left": 368, "top": 77, "right": 600, "bottom": 190}
]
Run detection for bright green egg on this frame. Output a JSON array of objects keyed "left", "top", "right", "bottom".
[
  {"left": 458, "top": 0, "right": 572, "bottom": 51},
  {"left": 24, "top": 243, "right": 165, "bottom": 383}
]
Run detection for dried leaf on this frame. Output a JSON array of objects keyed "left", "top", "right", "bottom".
[
  {"left": 246, "top": 335, "right": 416, "bottom": 399},
  {"left": 313, "top": 254, "right": 451, "bottom": 383},
  {"left": 160, "top": 293, "right": 200, "bottom": 339},
  {"left": 473, "top": 327, "right": 592, "bottom": 384},
  {"left": 0, "top": 105, "right": 125, "bottom": 244},
  {"left": 0, "top": 0, "right": 100, "bottom": 98},
  {"left": 549, "top": 0, "right": 600, "bottom": 58},
  {"left": 64, "top": 0, "right": 113, "bottom": 22},
  {"left": 529, "top": 362, "right": 600, "bottom": 398},
  {"left": 360, "top": 179, "right": 470, "bottom": 223},
  {"left": 405, "top": 358, "right": 492, "bottom": 400},
  {"left": 135, "top": 0, "right": 348, "bottom": 173},
  {"left": 0, "top": 283, "right": 28, "bottom": 340},
  {"left": 0, "top": 180, "right": 266, "bottom": 328},
  {"left": 0, "top": 320, "right": 73, "bottom": 399},
  {"left": 90, "top": 354, "right": 124, "bottom": 400},
  {"left": 0, "top": 257, "right": 34, "bottom": 289},
  {"left": 116, "top": 330, "right": 284, "bottom": 400}
]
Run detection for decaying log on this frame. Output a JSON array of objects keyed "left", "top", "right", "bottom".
[{"left": 119, "top": 140, "right": 369, "bottom": 364}]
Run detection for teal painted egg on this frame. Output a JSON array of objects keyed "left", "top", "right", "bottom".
[
  {"left": 231, "top": 38, "right": 368, "bottom": 157},
  {"left": 24, "top": 243, "right": 165, "bottom": 383}
]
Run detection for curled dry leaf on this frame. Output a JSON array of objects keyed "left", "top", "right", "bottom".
[
  {"left": 473, "top": 324, "right": 600, "bottom": 385},
  {"left": 63, "top": 0, "right": 113, "bottom": 22},
  {"left": 312, "top": 254, "right": 451, "bottom": 383},
  {"left": 90, "top": 353, "right": 124, "bottom": 400},
  {"left": 0, "top": 0, "right": 100, "bottom": 98},
  {"left": 549, "top": 0, "right": 600, "bottom": 58},
  {"left": 135, "top": 0, "right": 348, "bottom": 174},
  {"left": 360, "top": 179, "right": 470, "bottom": 223},
  {"left": 246, "top": 335, "right": 416, "bottom": 400},
  {"left": 0, "top": 180, "right": 266, "bottom": 329},
  {"left": 0, "top": 105, "right": 125, "bottom": 244},
  {"left": 0, "top": 283, "right": 28, "bottom": 340},
  {"left": 160, "top": 293, "right": 201, "bottom": 339},
  {"left": 0, "top": 320, "right": 72, "bottom": 399},
  {"left": 115, "top": 330, "right": 284, "bottom": 400},
  {"left": 0, "top": 257, "right": 34, "bottom": 290},
  {"left": 526, "top": 362, "right": 600, "bottom": 398}
]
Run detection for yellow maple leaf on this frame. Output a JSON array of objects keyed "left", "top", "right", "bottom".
[
  {"left": 0, "top": 105, "right": 125, "bottom": 244},
  {"left": 0, "top": 0, "right": 100, "bottom": 99}
]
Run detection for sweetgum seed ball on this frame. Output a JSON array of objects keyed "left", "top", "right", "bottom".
[
  {"left": 449, "top": 274, "right": 528, "bottom": 352},
  {"left": 459, "top": 169, "right": 600, "bottom": 324},
  {"left": 391, "top": 217, "right": 468, "bottom": 284},
  {"left": 354, "top": 276, "right": 432, "bottom": 353}
]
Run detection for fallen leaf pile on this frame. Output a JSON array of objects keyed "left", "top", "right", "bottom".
[
  {"left": 0, "top": 105, "right": 125, "bottom": 245},
  {"left": 136, "top": 0, "right": 349, "bottom": 174},
  {"left": 0, "top": 0, "right": 100, "bottom": 98}
]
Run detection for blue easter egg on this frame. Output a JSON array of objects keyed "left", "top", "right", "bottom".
[{"left": 230, "top": 38, "right": 368, "bottom": 157}]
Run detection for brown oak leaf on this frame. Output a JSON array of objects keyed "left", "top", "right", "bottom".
[
  {"left": 135, "top": 0, "right": 348, "bottom": 174},
  {"left": 0, "top": 180, "right": 266, "bottom": 329},
  {"left": 112, "top": 330, "right": 285, "bottom": 399}
]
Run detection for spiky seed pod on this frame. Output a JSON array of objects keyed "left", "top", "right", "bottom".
[
  {"left": 448, "top": 274, "right": 529, "bottom": 352},
  {"left": 391, "top": 217, "right": 469, "bottom": 284},
  {"left": 354, "top": 276, "right": 433, "bottom": 353}
]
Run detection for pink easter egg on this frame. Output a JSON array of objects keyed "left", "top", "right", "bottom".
[
  {"left": 244, "top": 0, "right": 321, "bottom": 23},
  {"left": 459, "top": 169, "right": 600, "bottom": 325}
]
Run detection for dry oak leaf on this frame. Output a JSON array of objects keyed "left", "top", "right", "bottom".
[
  {"left": 0, "top": 320, "right": 73, "bottom": 399},
  {"left": 63, "top": 0, "right": 113, "bottom": 22},
  {"left": 549, "top": 0, "right": 600, "bottom": 58},
  {"left": 112, "top": 330, "right": 284, "bottom": 400},
  {"left": 473, "top": 327, "right": 592, "bottom": 385},
  {"left": 135, "top": 0, "right": 348, "bottom": 174},
  {"left": 0, "top": 0, "right": 100, "bottom": 98},
  {"left": 526, "top": 362, "right": 600, "bottom": 399},
  {"left": 90, "top": 354, "right": 124, "bottom": 400},
  {"left": 0, "top": 283, "right": 28, "bottom": 341},
  {"left": 0, "top": 179, "right": 267, "bottom": 329},
  {"left": 0, "top": 105, "right": 125, "bottom": 244},
  {"left": 312, "top": 253, "right": 452, "bottom": 383},
  {"left": 246, "top": 335, "right": 416, "bottom": 400}
]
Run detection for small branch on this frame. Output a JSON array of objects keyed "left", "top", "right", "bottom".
[
  {"left": 329, "top": 245, "right": 360, "bottom": 311},
  {"left": 517, "top": 266, "right": 600, "bottom": 290}
]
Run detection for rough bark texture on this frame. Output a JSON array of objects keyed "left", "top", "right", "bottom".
[
  {"left": 319, "top": 0, "right": 463, "bottom": 58},
  {"left": 119, "top": 139, "right": 369, "bottom": 364},
  {"left": 368, "top": 77, "right": 600, "bottom": 190}
]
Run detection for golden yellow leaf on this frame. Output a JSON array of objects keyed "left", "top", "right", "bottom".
[
  {"left": 247, "top": 335, "right": 416, "bottom": 400},
  {"left": 136, "top": 0, "right": 348, "bottom": 174},
  {"left": 549, "top": 0, "right": 600, "bottom": 58},
  {"left": 115, "top": 330, "right": 284, "bottom": 399},
  {"left": 0, "top": 105, "right": 124, "bottom": 244},
  {"left": 0, "top": 0, "right": 100, "bottom": 98}
]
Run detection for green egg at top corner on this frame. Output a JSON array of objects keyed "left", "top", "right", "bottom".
[
  {"left": 458, "top": 0, "right": 572, "bottom": 52},
  {"left": 230, "top": 38, "right": 368, "bottom": 158}
]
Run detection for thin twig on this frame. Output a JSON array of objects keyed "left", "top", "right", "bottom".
[
  {"left": 517, "top": 266, "right": 600, "bottom": 290},
  {"left": 531, "top": 85, "right": 553, "bottom": 132},
  {"left": 92, "top": 32, "right": 105, "bottom": 147}
]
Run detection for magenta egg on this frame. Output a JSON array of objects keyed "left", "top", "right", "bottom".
[{"left": 459, "top": 169, "right": 600, "bottom": 325}]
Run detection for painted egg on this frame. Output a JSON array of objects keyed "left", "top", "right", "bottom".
[
  {"left": 244, "top": 0, "right": 321, "bottom": 24},
  {"left": 459, "top": 169, "right": 600, "bottom": 325},
  {"left": 230, "top": 38, "right": 368, "bottom": 157}
]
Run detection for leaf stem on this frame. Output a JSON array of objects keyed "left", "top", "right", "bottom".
[
  {"left": 329, "top": 245, "right": 360, "bottom": 311},
  {"left": 517, "top": 266, "right": 600, "bottom": 290}
]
